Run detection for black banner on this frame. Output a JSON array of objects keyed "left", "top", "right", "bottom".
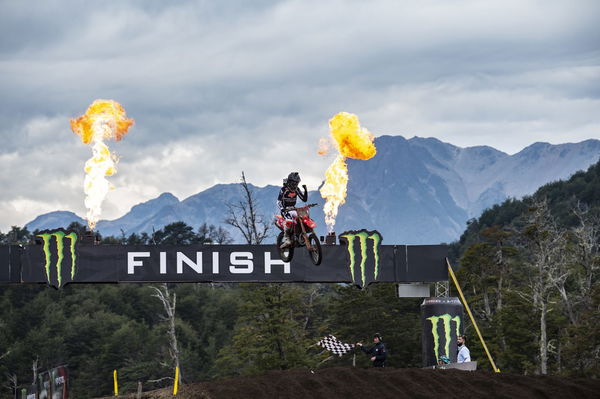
[
  {"left": 421, "top": 297, "right": 464, "bottom": 367},
  {"left": 0, "top": 245, "right": 21, "bottom": 283},
  {"left": 404, "top": 245, "right": 449, "bottom": 282},
  {"left": 1, "top": 229, "right": 448, "bottom": 288}
]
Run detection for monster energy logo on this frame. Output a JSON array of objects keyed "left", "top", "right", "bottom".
[
  {"left": 426, "top": 313, "right": 461, "bottom": 361},
  {"left": 340, "top": 230, "right": 382, "bottom": 287},
  {"left": 36, "top": 230, "right": 78, "bottom": 287}
]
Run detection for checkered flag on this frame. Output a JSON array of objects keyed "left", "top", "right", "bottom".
[{"left": 317, "top": 335, "right": 355, "bottom": 357}]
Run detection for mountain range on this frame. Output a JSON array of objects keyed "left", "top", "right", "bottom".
[{"left": 26, "top": 136, "right": 600, "bottom": 244}]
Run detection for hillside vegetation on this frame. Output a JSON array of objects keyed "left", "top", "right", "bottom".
[{"left": 449, "top": 159, "right": 600, "bottom": 376}]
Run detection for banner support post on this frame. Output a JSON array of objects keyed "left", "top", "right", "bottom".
[{"left": 446, "top": 258, "right": 500, "bottom": 372}]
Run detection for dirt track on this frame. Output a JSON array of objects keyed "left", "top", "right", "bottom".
[{"left": 106, "top": 367, "right": 600, "bottom": 399}]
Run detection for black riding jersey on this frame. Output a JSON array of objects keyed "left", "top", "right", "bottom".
[{"left": 277, "top": 186, "right": 308, "bottom": 214}]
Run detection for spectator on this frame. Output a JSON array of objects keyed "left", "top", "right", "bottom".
[{"left": 457, "top": 335, "right": 471, "bottom": 363}]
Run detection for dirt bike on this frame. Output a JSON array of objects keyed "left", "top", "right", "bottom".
[{"left": 274, "top": 203, "right": 322, "bottom": 265}]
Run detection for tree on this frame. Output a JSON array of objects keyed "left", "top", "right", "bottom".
[
  {"left": 125, "top": 232, "right": 151, "bottom": 245},
  {"left": 151, "top": 284, "right": 181, "bottom": 384},
  {"left": 152, "top": 222, "right": 198, "bottom": 245},
  {"left": 516, "top": 199, "right": 568, "bottom": 374},
  {"left": 225, "top": 172, "right": 270, "bottom": 244},
  {"left": 212, "top": 226, "right": 233, "bottom": 245},
  {"left": 66, "top": 221, "right": 88, "bottom": 236},
  {"left": 197, "top": 223, "right": 233, "bottom": 245},
  {"left": 456, "top": 226, "right": 518, "bottom": 362},
  {"left": 0, "top": 226, "right": 31, "bottom": 244},
  {"left": 559, "top": 204, "right": 600, "bottom": 376},
  {"left": 213, "top": 284, "right": 316, "bottom": 377},
  {"left": 567, "top": 203, "right": 600, "bottom": 321},
  {"left": 561, "top": 284, "right": 600, "bottom": 377}
]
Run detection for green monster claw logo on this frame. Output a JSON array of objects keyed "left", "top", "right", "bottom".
[
  {"left": 340, "top": 230, "right": 382, "bottom": 287},
  {"left": 36, "top": 230, "right": 78, "bottom": 287},
  {"left": 426, "top": 313, "right": 461, "bottom": 361}
]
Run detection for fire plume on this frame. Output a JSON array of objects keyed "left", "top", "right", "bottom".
[
  {"left": 319, "top": 112, "right": 376, "bottom": 232},
  {"left": 70, "top": 100, "right": 134, "bottom": 230}
]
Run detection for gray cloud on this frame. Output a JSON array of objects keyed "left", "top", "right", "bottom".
[{"left": 0, "top": 0, "right": 599, "bottom": 231}]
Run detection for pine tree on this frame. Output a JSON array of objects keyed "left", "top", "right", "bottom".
[{"left": 213, "top": 284, "right": 315, "bottom": 376}]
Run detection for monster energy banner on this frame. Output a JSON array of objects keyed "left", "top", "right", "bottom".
[
  {"left": 421, "top": 297, "right": 464, "bottom": 367},
  {"left": 2, "top": 229, "right": 448, "bottom": 289}
]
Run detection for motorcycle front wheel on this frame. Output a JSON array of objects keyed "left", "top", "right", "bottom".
[
  {"left": 277, "top": 232, "right": 294, "bottom": 262},
  {"left": 307, "top": 233, "right": 322, "bottom": 265}
]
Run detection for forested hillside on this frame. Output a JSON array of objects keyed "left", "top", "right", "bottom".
[
  {"left": 449, "top": 159, "right": 600, "bottom": 376},
  {"left": 1, "top": 160, "right": 599, "bottom": 397}
]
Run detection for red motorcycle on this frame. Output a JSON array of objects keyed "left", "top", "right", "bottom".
[{"left": 274, "top": 203, "right": 322, "bottom": 265}]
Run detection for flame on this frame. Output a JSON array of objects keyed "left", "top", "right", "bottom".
[
  {"left": 320, "top": 154, "right": 348, "bottom": 230},
  {"left": 317, "top": 138, "right": 331, "bottom": 156},
  {"left": 329, "top": 112, "right": 376, "bottom": 160},
  {"left": 70, "top": 100, "right": 134, "bottom": 230},
  {"left": 319, "top": 112, "right": 376, "bottom": 232}
]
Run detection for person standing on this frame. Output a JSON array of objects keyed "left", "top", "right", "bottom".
[
  {"left": 457, "top": 335, "right": 471, "bottom": 363},
  {"left": 356, "top": 333, "right": 387, "bottom": 367}
]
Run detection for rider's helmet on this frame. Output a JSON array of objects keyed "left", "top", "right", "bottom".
[{"left": 286, "top": 172, "right": 301, "bottom": 189}]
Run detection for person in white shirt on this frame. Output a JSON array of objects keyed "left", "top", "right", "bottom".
[{"left": 457, "top": 335, "right": 471, "bottom": 363}]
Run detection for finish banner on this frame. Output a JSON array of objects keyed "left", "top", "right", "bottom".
[{"left": 3, "top": 229, "right": 448, "bottom": 289}]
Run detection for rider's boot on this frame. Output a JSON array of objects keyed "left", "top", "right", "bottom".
[{"left": 280, "top": 230, "right": 293, "bottom": 248}]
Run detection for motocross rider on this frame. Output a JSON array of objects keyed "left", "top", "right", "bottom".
[{"left": 277, "top": 172, "right": 308, "bottom": 248}]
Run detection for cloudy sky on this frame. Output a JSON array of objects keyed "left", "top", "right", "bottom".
[{"left": 0, "top": 0, "right": 599, "bottom": 231}]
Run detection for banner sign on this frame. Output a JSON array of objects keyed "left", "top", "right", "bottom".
[
  {"left": 50, "top": 366, "right": 68, "bottom": 399},
  {"left": 17, "top": 366, "right": 68, "bottom": 399},
  {"left": 38, "top": 371, "right": 51, "bottom": 399},
  {"left": 2, "top": 229, "right": 448, "bottom": 289},
  {"left": 421, "top": 297, "right": 464, "bottom": 367},
  {"left": 0, "top": 245, "right": 21, "bottom": 283}
]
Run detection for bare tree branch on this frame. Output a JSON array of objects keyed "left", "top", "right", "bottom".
[
  {"left": 32, "top": 357, "right": 38, "bottom": 385},
  {"left": 225, "top": 171, "right": 271, "bottom": 244},
  {"left": 568, "top": 202, "right": 600, "bottom": 318},
  {"left": 514, "top": 198, "right": 570, "bottom": 374},
  {"left": 151, "top": 283, "right": 182, "bottom": 385}
]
